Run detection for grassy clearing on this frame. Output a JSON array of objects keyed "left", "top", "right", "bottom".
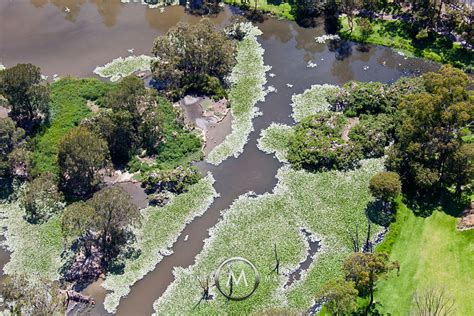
[
  {"left": 206, "top": 23, "right": 270, "bottom": 165},
  {"left": 102, "top": 174, "right": 218, "bottom": 313},
  {"left": 154, "top": 160, "right": 383, "bottom": 314},
  {"left": 0, "top": 201, "right": 64, "bottom": 281},
  {"left": 375, "top": 205, "right": 474, "bottom": 315},
  {"left": 339, "top": 17, "right": 473, "bottom": 70},
  {"left": 33, "top": 78, "right": 113, "bottom": 175},
  {"left": 224, "top": 0, "right": 294, "bottom": 20},
  {"left": 93, "top": 55, "right": 156, "bottom": 82}
]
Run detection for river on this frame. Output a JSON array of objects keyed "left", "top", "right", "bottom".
[{"left": 0, "top": 1, "right": 437, "bottom": 315}]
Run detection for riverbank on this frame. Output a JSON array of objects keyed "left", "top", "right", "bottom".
[
  {"left": 177, "top": 96, "right": 232, "bottom": 156},
  {"left": 339, "top": 17, "right": 473, "bottom": 71},
  {"left": 226, "top": 2, "right": 472, "bottom": 71},
  {"left": 206, "top": 23, "right": 270, "bottom": 165}
]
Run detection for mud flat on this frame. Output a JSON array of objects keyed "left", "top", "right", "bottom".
[{"left": 178, "top": 95, "right": 232, "bottom": 156}]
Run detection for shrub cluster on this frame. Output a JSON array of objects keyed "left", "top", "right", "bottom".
[
  {"left": 287, "top": 113, "right": 363, "bottom": 171},
  {"left": 142, "top": 166, "right": 201, "bottom": 195}
]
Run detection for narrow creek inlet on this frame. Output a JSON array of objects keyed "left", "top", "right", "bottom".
[{"left": 0, "top": 1, "right": 439, "bottom": 315}]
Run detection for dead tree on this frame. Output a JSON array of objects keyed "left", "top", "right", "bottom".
[
  {"left": 350, "top": 224, "right": 361, "bottom": 252},
  {"left": 412, "top": 287, "right": 455, "bottom": 315},
  {"left": 270, "top": 244, "right": 280, "bottom": 275},
  {"left": 193, "top": 276, "right": 212, "bottom": 309},
  {"left": 363, "top": 219, "right": 373, "bottom": 253}
]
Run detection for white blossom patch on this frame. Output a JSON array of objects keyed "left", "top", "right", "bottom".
[
  {"left": 257, "top": 123, "right": 293, "bottom": 162},
  {"left": 153, "top": 160, "right": 384, "bottom": 314},
  {"left": 93, "top": 55, "right": 156, "bottom": 82},
  {"left": 0, "top": 201, "right": 65, "bottom": 282},
  {"left": 290, "top": 84, "right": 340, "bottom": 122},
  {"left": 102, "top": 174, "right": 219, "bottom": 313},
  {"left": 315, "top": 34, "right": 340, "bottom": 44},
  {"left": 206, "top": 24, "right": 270, "bottom": 165}
]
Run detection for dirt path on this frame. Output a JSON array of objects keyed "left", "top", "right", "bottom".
[{"left": 341, "top": 117, "right": 359, "bottom": 141}]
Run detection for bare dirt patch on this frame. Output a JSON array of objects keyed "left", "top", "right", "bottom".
[
  {"left": 177, "top": 95, "right": 231, "bottom": 156},
  {"left": 341, "top": 117, "right": 359, "bottom": 141},
  {"left": 457, "top": 202, "right": 474, "bottom": 231}
]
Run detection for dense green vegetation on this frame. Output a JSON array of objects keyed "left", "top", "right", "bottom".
[
  {"left": 340, "top": 17, "right": 474, "bottom": 70},
  {"left": 258, "top": 65, "right": 472, "bottom": 314},
  {"left": 33, "top": 78, "right": 113, "bottom": 175},
  {"left": 151, "top": 19, "right": 236, "bottom": 100},
  {"left": 287, "top": 112, "right": 362, "bottom": 171},
  {"left": 0, "top": 58, "right": 209, "bottom": 313}
]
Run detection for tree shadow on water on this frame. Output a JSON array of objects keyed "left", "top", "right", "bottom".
[{"left": 328, "top": 39, "right": 353, "bottom": 60}]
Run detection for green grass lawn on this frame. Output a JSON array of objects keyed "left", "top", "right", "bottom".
[
  {"left": 224, "top": 0, "right": 294, "bottom": 20},
  {"left": 375, "top": 205, "right": 474, "bottom": 314},
  {"left": 33, "top": 78, "right": 113, "bottom": 175},
  {"left": 339, "top": 17, "right": 473, "bottom": 70}
]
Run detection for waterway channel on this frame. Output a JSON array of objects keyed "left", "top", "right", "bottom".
[{"left": 0, "top": 1, "right": 438, "bottom": 315}]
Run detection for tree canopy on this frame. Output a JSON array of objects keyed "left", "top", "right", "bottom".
[
  {"left": 151, "top": 18, "right": 236, "bottom": 99},
  {"left": 58, "top": 126, "right": 110, "bottom": 198},
  {"left": 387, "top": 65, "right": 473, "bottom": 199},
  {"left": 0, "top": 63, "right": 50, "bottom": 131}
]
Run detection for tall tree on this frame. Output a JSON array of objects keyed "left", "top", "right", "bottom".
[
  {"left": 369, "top": 171, "right": 402, "bottom": 210},
  {"left": 0, "top": 64, "right": 50, "bottom": 131},
  {"left": 21, "top": 172, "right": 64, "bottom": 223},
  {"left": 387, "top": 65, "right": 473, "bottom": 199},
  {"left": 151, "top": 19, "right": 236, "bottom": 98},
  {"left": 0, "top": 117, "right": 25, "bottom": 178},
  {"left": 344, "top": 252, "right": 399, "bottom": 313},
  {"left": 316, "top": 279, "right": 359, "bottom": 315},
  {"left": 88, "top": 186, "right": 140, "bottom": 249},
  {"left": 340, "top": 0, "right": 361, "bottom": 33},
  {"left": 58, "top": 127, "right": 110, "bottom": 198}
]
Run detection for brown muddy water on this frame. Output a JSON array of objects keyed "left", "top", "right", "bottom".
[{"left": 0, "top": 1, "right": 438, "bottom": 315}]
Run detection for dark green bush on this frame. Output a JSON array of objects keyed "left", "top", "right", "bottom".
[
  {"left": 287, "top": 113, "right": 363, "bottom": 171},
  {"left": 349, "top": 114, "right": 395, "bottom": 158},
  {"left": 142, "top": 166, "right": 201, "bottom": 194},
  {"left": 330, "top": 77, "right": 425, "bottom": 116}
]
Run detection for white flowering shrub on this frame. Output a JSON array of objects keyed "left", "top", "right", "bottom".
[
  {"left": 154, "top": 159, "right": 384, "bottom": 314},
  {"left": 0, "top": 202, "right": 64, "bottom": 282},
  {"left": 101, "top": 174, "right": 218, "bottom": 313},
  {"left": 257, "top": 123, "right": 293, "bottom": 162},
  {"left": 93, "top": 55, "right": 156, "bottom": 82},
  {"left": 291, "top": 84, "right": 340, "bottom": 122},
  {"left": 206, "top": 24, "right": 270, "bottom": 165}
]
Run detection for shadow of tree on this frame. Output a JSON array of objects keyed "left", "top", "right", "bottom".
[{"left": 366, "top": 200, "right": 395, "bottom": 227}]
